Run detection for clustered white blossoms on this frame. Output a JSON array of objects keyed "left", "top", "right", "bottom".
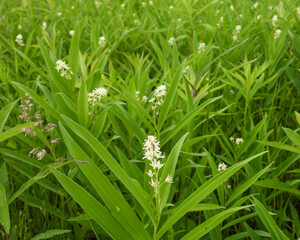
[
  {"left": 274, "top": 29, "right": 281, "bottom": 40},
  {"left": 88, "top": 87, "right": 107, "bottom": 107},
  {"left": 183, "top": 65, "right": 190, "bottom": 73},
  {"left": 69, "top": 30, "right": 75, "bottom": 37},
  {"left": 143, "top": 135, "right": 172, "bottom": 198},
  {"left": 15, "top": 34, "right": 25, "bottom": 47},
  {"left": 168, "top": 37, "right": 175, "bottom": 46},
  {"left": 149, "top": 85, "right": 167, "bottom": 110},
  {"left": 135, "top": 91, "right": 148, "bottom": 104},
  {"left": 42, "top": 22, "right": 47, "bottom": 30},
  {"left": 55, "top": 59, "right": 73, "bottom": 80},
  {"left": 230, "top": 136, "right": 244, "bottom": 145},
  {"left": 217, "top": 162, "right": 227, "bottom": 172},
  {"left": 272, "top": 15, "right": 278, "bottom": 27},
  {"left": 233, "top": 25, "right": 241, "bottom": 41},
  {"left": 98, "top": 36, "right": 106, "bottom": 48},
  {"left": 217, "top": 16, "right": 223, "bottom": 28},
  {"left": 252, "top": 2, "right": 259, "bottom": 9},
  {"left": 198, "top": 42, "right": 206, "bottom": 54}
]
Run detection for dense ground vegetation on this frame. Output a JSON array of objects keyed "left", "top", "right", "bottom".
[{"left": 0, "top": 0, "right": 300, "bottom": 239}]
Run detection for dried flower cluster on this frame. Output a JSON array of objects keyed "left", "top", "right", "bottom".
[
  {"left": 19, "top": 95, "right": 60, "bottom": 160},
  {"left": 88, "top": 87, "right": 107, "bottom": 107},
  {"left": 55, "top": 59, "right": 73, "bottom": 80},
  {"left": 15, "top": 34, "right": 25, "bottom": 47},
  {"left": 143, "top": 135, "right": 172, "bottom": 198}
]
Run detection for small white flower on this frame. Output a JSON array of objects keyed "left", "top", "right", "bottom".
[
  {"left": 150, "top": 159, "right": 165, "bottom": 170},
  {"left": 297, "top": 7, "right": 300, "bottom": 17},
  {"left": 169, "top": 5, "right": 173, "bottom": 9},
  {"left": 135, "top": 90, "right": 140, "bottom": 100},
  {"left": 256, "top": 15, "right": 262, "bottom": 21},
  {"left": 230, "top": 5, "right": 234, "bottom": 11},
  {"left": 95, "top": 1, "right": 101, "bottom": 7},
  {"left": 88, "top": 87, "right": 107, "bottom": 107},
  {"left": 165, "top": 174, "right": 173, "bottom": 183},
  {"left": 55, "top": 59, "right": 73, "bottom": 80},
  {"left": 268, "top": 5, "right": 273, "bottom": 10},
  {"left": 235, "top": 138, "right": 244, "bottom": 145},
  {"left": 168, "top": 37, "right": 175, "bottom": 46},
  {"left": 183, "top": 65, "right": 190, "bottom": 73},
  {"left": 142, "top": 96, "right": 148, "bottom": 104},
  {"left": 198, "top": 42, "right": 206, "bottom": 54},
  {"left": 57, "top": 12, "right": 62, "bottom": 17},
  {"left": 15, "top": 34, "right": 25, "bottom": 47},
  {"left": 71, "top": 5, "right": 75, "bottom": 10},
  {"left": 69, "top": 30, "right": 75, "bottom": 37},
  {"left": 149, "top": 1, "right": 153, "bottom": 5},
  {"left": 272, "top": 15, "right": 278, "bottom": 26},
  {"left": 134, "top": 19, "right": 139, "bottom": 25},
  {"left": 121, "top": 3, "right": 126, "bottom": 8},
  {"left": 217, "top": 163, "right": 227, "bottom": 172},
  {"left": 149, "top": 178, "right": 157, "bottom": 188},
  {"left": 274, "top": 29, "right": 281, "bottom": 40},
  {"left": 142, "top": 2, "right": 146, "bottom": 7},
  {"left": 147, "top": 169, "right": 154, "bottom": 178},
  {"left": 178, "top": 18, "right": 181, "bottom": 22},
  {"left": 98, "top": 36, "right": 106, "bottom": 48},
  {"left": 253, "top": 2, "right": 258, "bottom": 9},
  {"left": 229, "top": 136, "right": 234, "bottom": 142},
  {"left": 42, "top": 22, "right": 47, "bottom": 30}
]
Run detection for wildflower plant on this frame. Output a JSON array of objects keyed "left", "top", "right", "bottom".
[{"left": 55, "top": 59, "right": 73, "bottom": 80}]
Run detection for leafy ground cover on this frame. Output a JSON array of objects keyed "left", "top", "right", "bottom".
[{"left": 0, "top": 0, "right": 300, "bottom": 239}]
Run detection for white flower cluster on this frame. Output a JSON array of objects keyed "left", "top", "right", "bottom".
[
  {"left": 217, "top": 16, "right": 223, "bottom": 28},
  {"left": 88, "top": 87, "right": 107, "bottom": 107},
  {"left": 198, "top": 42, "right": 206, "bottom": 54},
  {"left": 233, "top": 25, "right": 241, "bottom": 41},
  {"left": 15, "top": 34, "right": 25, "bottom": 47},
  {"left": 143, "top": 135, "right": 172, "bottom": 198},
  {"left": 55, "top": 59, "right": 73, "bottom": 80},
  {"left": 253, "top": 2, "right": 259, "bottom": 9},
  {"left": 183, "top": 65, "right": 190, "bottom": 73},
  {"left": 168, "top": 37, "right": 175, "bottom": 46},
  {"left": 98, "top": 36, "right": 106, "bottom": 48},
  {"left": 149, "top": 85, "right": 167, "bottom": 110},
  {"left": 230, "top": 136, "right": 244, "bottom": 145},
  {"left": 29, "top": 148, "right": 46, "bottom": 160},
  {"left": 69, "top": 30, "right": 75, "bottom": 37},
  {"left": 135, "top": 91, "right": 148, "bottom": 104},
  {"left": 272, "top": 15, "right": 278, "bottom": 27},
  {"left": 42, "top": 22, "right": 47, "bottom": 30},
  {"left": 217, "top": 162, "right": 227, "bottom": 172},
  {"left": 274, "top": 29, "right": 281, "bottom": 40}
]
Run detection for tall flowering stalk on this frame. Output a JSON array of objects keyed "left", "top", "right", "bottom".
[{"left": 143, "top": 135, "right": 173, "bottom": 235}]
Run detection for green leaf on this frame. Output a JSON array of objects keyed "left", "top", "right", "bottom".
[
  {"left": 155, "top": 152, "right": 267, "bottom": 239},
  {"left": 50, "top": 167, "right": 135, "bottom": 240},
  {"left": 295, "top": 111, "right": 300, "bottom": 125},
  {"left": 68, "top": 22, "right": 80, "bottom": 87},
  {"left": 252, "top": 197, "right": 289, "bottom": 240},
  {"left": 258, "top": 140, "right": 300, "bottom": 154},
  {"left": 181, "top": 206, "right": 249, "bottom": 240},
  {"left": 160, "top": 133, "right": 189, "bottom": 211},
  {"left": 60, "top": 115, "right": 156, "bottom": 224},
  {"left": 244, "top": 222, "right": 263, "bottom": 240},
  {"left": 59, "top": 123, "right": 151, "bottom": 240},
  {"left": 0, "top": 100, "right": 18, "bottom": 133},
  {"left": 30, "top": 229, "right": 71, "bottom": 240},
  {"left": 158, "top": 61, "right": 186, "bottom": 131},
  {"left": 0, "top": 122, "right": 35, "bottom": 142},
  {"left": 78, "top": 79, "right": 88, "bottom": 126},
  {"left": 283, "top": 127, "right": 300, "bottom": 149},
  {"left": 0, "top": 183, "right": 10, "bottom": 234},
  {"left": 226, "top": 163, "right": 272, "bottom": 206},
  {"left": 255, "top": 179, "right": 300, "bottom": 195}
]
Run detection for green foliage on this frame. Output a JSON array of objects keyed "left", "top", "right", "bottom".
[{"left": 0, "top": 0, "right": 299, "bottom": 239}]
